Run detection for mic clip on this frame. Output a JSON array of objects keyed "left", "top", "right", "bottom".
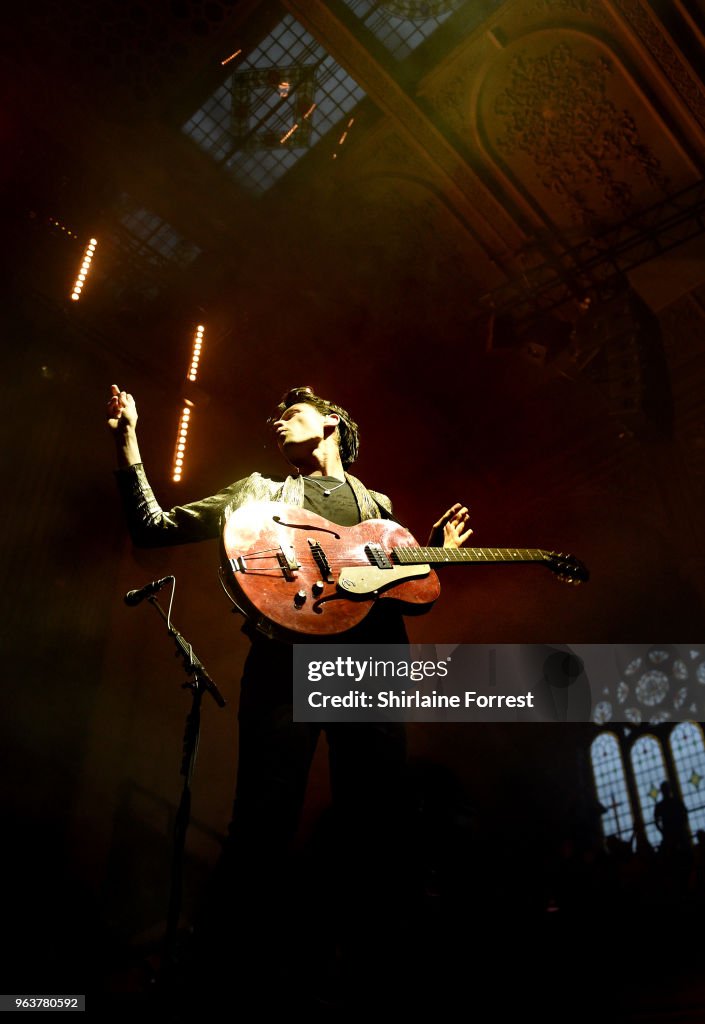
[{"left": 124, "top": 576, "right": 174, "bottom": 607}]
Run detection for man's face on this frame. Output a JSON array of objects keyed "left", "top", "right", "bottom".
[{"left": 272, "top": 402, "right": 336, "bottom": 460}]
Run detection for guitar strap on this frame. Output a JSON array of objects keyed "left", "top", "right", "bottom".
[
  {"left": 345, "top": 472, "right": 393, "bottom": 522},
  {"left": 347, "top": 474, "right": 409, "bottom": 528}
]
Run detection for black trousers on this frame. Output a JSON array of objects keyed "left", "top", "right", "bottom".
[{"left": 194, "top": 637, "right": 409, "bottom": 1002}]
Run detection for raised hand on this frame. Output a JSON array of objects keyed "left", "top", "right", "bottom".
[
  {"left": 107, "top": 384, "right": 138, "bottom": 434},
  {"left": 427, "top": 503, "right": 472, "bottom": 549},
  {"left": 107, "top": 384, "right": 141, "bottom": 467}
]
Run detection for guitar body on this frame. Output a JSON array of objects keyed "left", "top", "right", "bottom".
[{"left": 221, "top": 502, "right": 441, "bottom": 640}]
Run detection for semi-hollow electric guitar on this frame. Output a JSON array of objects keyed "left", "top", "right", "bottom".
[{"left": 220, "top": 502, "right": 589, "bottom": 641}]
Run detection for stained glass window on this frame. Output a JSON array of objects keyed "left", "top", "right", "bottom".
[
  {"left": 182, "top": 14, "right": 366, "bottom": 194},
  {"left": 598, "top": 645, "right": 705, "bottom": 725},
  {"left": 630, "top": 734, "right": 668, "bottom": 848},
  {"left": 590, "top": 732, "right": 633, "bottom": 841},
  {"left": 670, "top": 722, "right": 705, "bottom": 836}
]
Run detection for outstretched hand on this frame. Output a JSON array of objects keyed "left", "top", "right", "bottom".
[
  {"left": 107, "top": 384, "right": 138, "bottom": 434},
  {"left": 427, "top": 503, "right": 472, "bottom": 548}
]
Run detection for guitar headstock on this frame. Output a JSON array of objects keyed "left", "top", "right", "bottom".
[{"left": 544, "top": 552, "right": 590, "bottom": 584}]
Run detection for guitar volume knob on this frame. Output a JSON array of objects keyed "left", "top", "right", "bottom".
[
  {"left": 312, "top": 580, "right": 324, "bottom": 596},
  {"left": 294, "top": 590, "right": 307, "bottom": 607}
]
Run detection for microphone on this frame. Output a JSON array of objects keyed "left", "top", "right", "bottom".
[{"left": 124, "top": 576, "right": 174, "bottom": 606}]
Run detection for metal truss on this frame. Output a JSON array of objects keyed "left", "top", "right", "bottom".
[{"left": 479, "top": 178, "right": 705, "bottom": 325}]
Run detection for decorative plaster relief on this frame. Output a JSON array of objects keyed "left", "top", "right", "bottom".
[{"left": 477, "top": 33, "right": 684, "bottom": 232}]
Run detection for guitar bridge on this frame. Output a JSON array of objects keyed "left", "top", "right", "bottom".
[{"left": 229, "top": 544, "right": 299, "bottom": 580}]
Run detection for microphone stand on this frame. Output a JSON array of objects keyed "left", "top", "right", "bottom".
[{"left": 144, "top": 594, "right": 226, "bottom": 970}]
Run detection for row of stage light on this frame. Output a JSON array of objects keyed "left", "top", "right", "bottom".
[
  {"left": 68, "top": 233, "right": 202, "bottom": 486},
  {"left": 173, "top": 325, "right": 205, "bottom": 483}
]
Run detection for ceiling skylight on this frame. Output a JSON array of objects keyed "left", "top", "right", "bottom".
[{"left": 182, "top": 14, "right": 366, "bottom": 194}]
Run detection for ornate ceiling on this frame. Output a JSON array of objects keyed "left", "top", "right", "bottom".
[
  {"left": 4, "top": 0, "right": 705, "bottom": 609},
  {"left": 8, "top": 2, "right": 705, "bottom": 306}
]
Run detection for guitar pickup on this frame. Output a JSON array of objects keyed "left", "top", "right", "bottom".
[{"left": 365, "top": 543, "right": 393, "bottom": 569}]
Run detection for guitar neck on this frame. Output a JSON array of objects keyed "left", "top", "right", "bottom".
[{"left": 393, "top": 545, "right": 549, "bottom": 567}]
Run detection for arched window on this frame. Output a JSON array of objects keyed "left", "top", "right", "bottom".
[
  {"left": 590, "top": 732, "right": 633, "bottom": 841},
  {"left": 630, "top": 734, "right": 668, "bottom": 848},
  {"left": 669, "top": 722, "right": 705, "bottom": 836}
]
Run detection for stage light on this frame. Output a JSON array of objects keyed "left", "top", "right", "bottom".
[
  {"left": 48, "top": 216, "right": 79, "bottom": 239},
  {"left": 280, "top": 123, "right": 299, "bottom": 144},
  {"left": 172, "top": 330, "right": 203, "bottom": 480},
  {"left": 221, "top": 47, "right": 242, "bottom": 66},
  {"left": 70, "top": 237, "right": 97, "bottom": 302},
  {"left": 172, "top": 404, "right": 192, "bottom": 482},
  {"left": 185, "top": 325, "right": 204, "bottom": 384},
  {"left": 332, "top": 117, "right": 355, "bottom": 159}
]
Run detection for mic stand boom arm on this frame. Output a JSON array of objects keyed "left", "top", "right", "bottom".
[{"left": 147, "top": 594, "right": 226, "bottom": 711}]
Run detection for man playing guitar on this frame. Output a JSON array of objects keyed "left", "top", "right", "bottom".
[{"left": 107, "top": 382, "right": 471, "bottom": 1009}]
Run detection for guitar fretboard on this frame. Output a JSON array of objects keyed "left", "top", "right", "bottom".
[{"left": 393, "top": 546, "right": 549, "bottom": 566}]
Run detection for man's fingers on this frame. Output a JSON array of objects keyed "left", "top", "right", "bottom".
[
  {"left": 432, "top": 504, "right": 471, "bottom": 548},
  {"left": 449, "top": 507, "right": 470, "bottom": 526},
  {"left": 434, "top": 503, "right": 464, "bottom": 528}
]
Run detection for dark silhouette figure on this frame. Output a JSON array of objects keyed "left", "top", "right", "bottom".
[
  {"left": 652, "top": 781, "right": 693, "bottom": 915},
  {"left": 654, "top": 781, "right": 691, "bottom": 856}
]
